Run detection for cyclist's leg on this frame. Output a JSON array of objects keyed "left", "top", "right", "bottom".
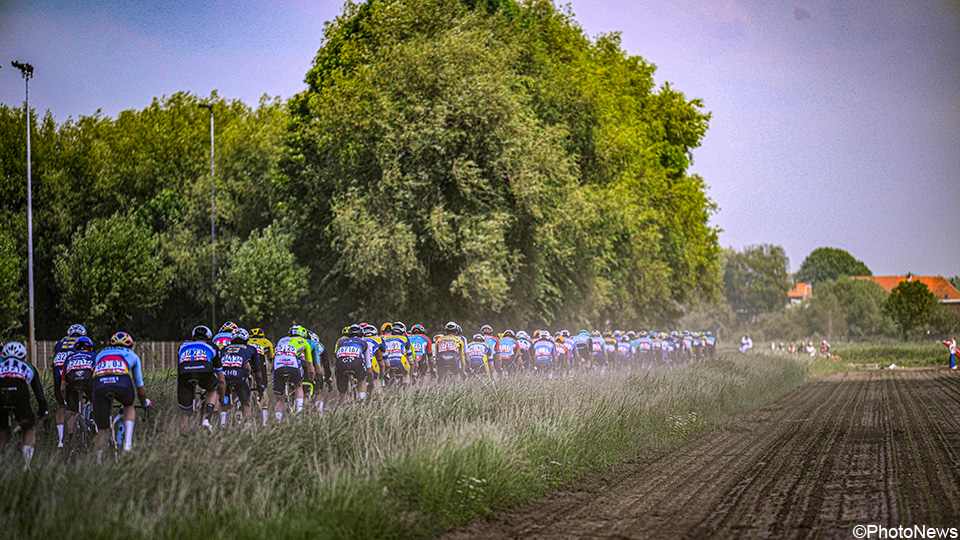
[
  {"left": 117, "top": 383, "right": 136, "bottom": 451},
  {"left": 177, "top": 375, "right": 197, "bottom": 429}
]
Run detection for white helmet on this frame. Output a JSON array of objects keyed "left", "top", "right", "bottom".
[
  {"left": 67, "top": 324, "right": 87, "bottom": 337},
  {"left": 2, "top": 342, "right": 27, "bottom": 360},
  {"left": 231, "top": 327, "right": 250, "bottom": 343}
]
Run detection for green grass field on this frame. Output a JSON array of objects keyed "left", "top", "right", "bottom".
[
  {"left": 1, "top": 356, "right": 808, "bottom": 540},
  {"left": 832, "top": 342, "right": 947, "bottom": 367}
]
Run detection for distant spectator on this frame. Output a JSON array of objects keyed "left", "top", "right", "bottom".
[
  {"left": 740, "top": 334, "right": 753, "bottom": 353},
  {"left": 942, "top": 338, "right": 958, "bottom": 369},
  {"left": 820, "top": 340, "right": 831, "bottom": 358}
]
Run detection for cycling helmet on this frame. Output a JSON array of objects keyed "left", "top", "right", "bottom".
[
  {"left": 411, "top": 324, "right": 426, "bottom": 335},
  {"left": 579, "top": 329, "right": 589, "bottom": 335},
  {"left": 231, "top": 327, "right": 250, "bottom": 343},
  {"left": 348, "top": 324, "right": 362, "bottom": 337},
  {"left": 308, "top": 331, "right": 320, "bottom": 342},
  {"left": 614, "top": 330, "right": 622, "bottom": 338},
  {"left": 250, "top": 328, "right": 266, "bottom": 339},
  {"left": 392, "top": 322, "right": 407, "bottom": 335},
  {"left": 706, "top": 331, "right": 713, "bottom": 337},
  {"left": 110, "top": 332, "right": 134, "bottom": 348},
  {"left": 473, "top": 333, "right": 485, "bottom": 341},
  {"left": 74, "top": 337, "right": 94, "bottom": 351},
  {"left": 67, "top": 324, "right": 87, "bottom": 337},
  {"left": 444, "top": 321, "right": 458, "bottom": 333},
  {"left": 556, "top": 335, "right": 565, "bottom": 344},
  {"left": 289, "top": 325, "right": 308, "bottom": 338},
  {"left": 219, "top": 321, "right": 238, "bottom": 334},
  {"left": 639, "top": 330, "right": 648, "bottom": 337},
  {"left": 503, "top": 329, "right": 515, "bottom": 338},
  {"left": 455, "top": 324, "right": 463, "bottom": 335},
  {"left": 363, "top": 325, "right": 377, "bottom": 337},
  {"left": 342, "top": 325, "right": 350, "bottom": 335},
  {"left": 561, "top": 330, "right": 570, "bottom": 338},
  {"left": 591, "top": 330, "right": 601, "bottom": 337},
  {"left": 3, "top": 341, "right": 27, "bottom": 360},
  {"left": 516, "top": 330, "right": 530, "bottom": 340},
  {"left": 480, "top": 324, "right": 493, "bottom": 335},
  {"left": 192, "top": 325, "right": 213, "bottom": 340},
  {"left": 380, "top": 322, "right": 392, "bottom": 335}
]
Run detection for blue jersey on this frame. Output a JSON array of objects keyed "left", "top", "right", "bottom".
[
  {"left": 533, "top": 339, "right": 557, "bottom": 365},
  {"left": 93, "top": 347, "right": 144, "bottom": 387},
  {"left": 63, "top": 350, "right": 97, "bottom": 382},
  {"left": 617, "top": 340, "right": 632, "bottom": 359},
  {"left": 306, "top": 339, "right": 325, "bottom": 367},
  {"left": 213, "top": 332, "right": 233, "bottom": 350},
  {"left": 335, "top": 337, "right": 372, "bottom": 369},
  {"left": 178, "top": 339, "right": 222, "bottom": 375},
  {"left": 53, "top": 336, "right": 82, "bottom": 369},
  {"left": 590, "top": 337, "right": 606, "bottom": 361},
  {"left": 466, "top": 341, "right": 492, "bottom": 372},
  {"left": 408, "top": 334, "right": 431, "bottom": 362}
]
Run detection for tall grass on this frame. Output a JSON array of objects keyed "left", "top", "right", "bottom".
[
  {"left": 1, "top": 356, "right": 806, "bottom": 540},
  {"left": 833, "top": 342, "right": 947, "bottom": 367}
]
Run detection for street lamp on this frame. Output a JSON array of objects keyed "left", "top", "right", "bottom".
[
  {"left": 198, "top": 102, "right": 215, "bottom": 329},
  {"left": 12, "top": 61, "right": 35, "bottom": 366}
]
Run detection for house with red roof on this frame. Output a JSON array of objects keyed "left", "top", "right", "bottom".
[
  {"left": 788, "top": 282, "right": 812, "bottom": 304},
  {"left": 856, "top": 275, "right": 960, "bottom": 314}
]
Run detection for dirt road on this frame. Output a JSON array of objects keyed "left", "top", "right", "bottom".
[{"left": 442, "top": 368, "right": 960, "bottom": 539}]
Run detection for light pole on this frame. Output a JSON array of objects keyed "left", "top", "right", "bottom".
[
  {"left": 198, "top": 102, "right": 216, "bottom": 329},
  {"left": 12, "top": 61, "right": 35, "bottom": 365}
]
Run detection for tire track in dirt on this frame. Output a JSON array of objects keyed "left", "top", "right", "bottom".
[{"left": 440, "top": 369, "right": 960, "bottom": 540}]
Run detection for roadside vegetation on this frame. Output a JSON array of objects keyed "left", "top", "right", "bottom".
[{"left": 2, "top": 355, "right": 806, "bottom": 540}]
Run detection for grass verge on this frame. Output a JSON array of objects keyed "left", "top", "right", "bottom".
[
  {"left": 833, "top": 342, "right": 947, "bottom": 367},
  {"left": 3, "top": 355, "right": 807, "bottom": 540}
]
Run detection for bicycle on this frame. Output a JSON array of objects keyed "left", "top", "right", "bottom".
[
  {"left": 105, "top": 398, "right": 150, "bottom": 463},
  {"left": 62, "top": 386, "right": 96, "bottom": 464}
]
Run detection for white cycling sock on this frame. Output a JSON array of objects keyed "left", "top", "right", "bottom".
[
  {"left": 57, "top": 424, "right": 64, "bottom": 443},
  {"left": 23, "top": 445, "right": 34, "bottom": 467},
  {"left": 315, "top": 401, "right": 324, "bottom": 412},
  {"left": 123, "top": 420, "right": 134, "bottom": 451},
  {"left": 294, "top": 398, "right": 304, "bottom": 412},
  {"left": 262, "top": 409, "right": 269, "bottom": 425},
  {"left": 275, "top": 411, "right": 283, "bottom": 422},
  {"left": 96, "top": 450, "right": 102, "bottom": 464},
  {"left": 358, "top": 392, "right": 367, "bottom": 399},
  {"left": 220, "top": 411, "right": 227, "bottom": 425}
]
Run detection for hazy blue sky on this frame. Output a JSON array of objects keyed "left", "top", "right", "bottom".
[{"left": 1, "top": 0, "right": 957, "bottom": 276}]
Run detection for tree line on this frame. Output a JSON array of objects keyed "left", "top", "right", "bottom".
[{"left": 0, "top": 0, "right": 722, "bottom": 344}]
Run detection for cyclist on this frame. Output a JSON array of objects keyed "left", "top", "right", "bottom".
[
  {"left": 0, "top": 342, "right": 48, "bottom": 468},
  {"left": 515, "top": 330, "right": 533, "bottom": 371},
  {"left": 636, "top": 331, "right": 654, "bottom": 369},
  {"left": 498, "top": 330, "right": 521, "bottom": 376},
  {"left": 532, "top": 331, "right": 558, "bottom": 378},
  {"left": 434, "top": 322, "right": 466, "bottom": 382},
  {"left": 382, "top": 322, "right": 414, "bottom": 387},
  {"left": 219, "top": 328, "right": 263, "bottom": 423},
  {"left": 603, "top": 331, "right": 618, "bottom": 368},
  {"left": 92, "top": 332, "right": 150, "bottom": 458},
  {"left": 213, "top": 321, "right": 238, "bottom": 349},
  {"left": 52, "top": 324, "right": 88, "bottom": 449},
  {"left": 617, "top": 333, "right": 633, "bottom": 369},
  {"left": 590, "top": 330, "right": 607, "bottom": 370},
  {"left": 177, "top": 325, "right": 225, "bottom": 430},
  {"left": 569, "top": 330, "right": 591, "bottom": 371},
  {"left": 408, "top": 324, "right": 432, "bottom": 385},
  {"left": 479, "top": 325, "right": 500, "bottom": 377},
  {"left": 361, "top": 324, "right": 385, "bottom": 392},
  {"left": 60, "top": 336, "right": 97, "bottom": 445},
  {"left": 465, "top": 333, "right": 493, "bottom": 378},
  {"left": 248, "top": 328, "right": 273, "bottom": 424},
  {"left": 704, "top": 331, "right": 716, "bottom": 360},
  {"left": 306, "top": 330, "right": 332, "bottom": 412},
  {"left": 273, "top": 326, "right": 314, "bottom": 421},
  {"left": 334, "top": 324, "right": 372, "bottom": 404},
  {"left": 554, "top": 334, "right": 572, "bottom": 378}
]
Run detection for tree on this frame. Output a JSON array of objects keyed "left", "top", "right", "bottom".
[
  {"left": 723, "top": 245, "right": 791, "bottom": 317},
  {"left": 806, "top": 292, "right": 848, "bottom": 340},
  {"left": 883, "top": 279, "right": 937, "bottom": 341},
  {"left": 283, "top": 0, "right": 721, "bottom": 329},
  {"left": 814, "top": 278, "right": 894, "bottom": 339},
  {"left": 219, "top": 223, "right": 308, "bottom": 337},
  {"left": 54, "top": 214, "right": 172, "bottom": 342},
  {"left": 0, "top": 231, "right": 24, "bottom": 336},
  {"left": 795, "top": 247, "right": 871, "bottom": 285},
  {"left": 949, "top": 276, "right": 960, "bottom": 291}
]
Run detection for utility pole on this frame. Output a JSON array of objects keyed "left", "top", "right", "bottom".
[
  {"left": 12, "top": 61, "right": 35, "bottom": 365},
  {"left": 198, "top": 102, "right": 216, "bottom": 329}
]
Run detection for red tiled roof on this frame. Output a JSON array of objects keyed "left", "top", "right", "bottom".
[
  {"left": 856, "top": 275, "right": 960, "bottom": 302},
  {"left": 788, "top": 282, "right": 812, "bottom": 299}
]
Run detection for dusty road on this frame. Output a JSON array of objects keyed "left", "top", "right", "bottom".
[{"left": 442, "top": 368, "right": 960, "bottom": 539}]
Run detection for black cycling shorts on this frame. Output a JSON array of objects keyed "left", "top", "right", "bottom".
[
  {"left": 335, "top": 357, "right": 366, "bottom": 394},
  {"left": 0, "top": 380, "right": 36, "bottom": 431},
  {"left": 177, "top": 371, "right": 218, "bottom": 411},
  {"left": 64, "top": 380, "right": 93, "bottom": 413},
  {"left": 224, "top": 377, "right": 251, "bottom": 406},
  {"left": 436, "top": 357, "right": 460, "bottom": 381},
  {"left": 92, "top": 377, "right": 135, "bottom": 430},
  {"left": 273, "top": 366, "right": 302, "bottom": 396}
]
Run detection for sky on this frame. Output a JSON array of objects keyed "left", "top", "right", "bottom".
[{"left": 1, "top": 0, "right": 958, "bottom": 277}]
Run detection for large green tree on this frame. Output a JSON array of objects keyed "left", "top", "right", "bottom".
[
  {"left": 795, "top": 247, "right": 871, "bottom": 285},
  {"left": 219, "top": 223, "right": 308, "bottom": 338},
  {"left": 883, "top": 279, "right": 937, "bottom": 340},
  {"left": 813, "top": 278, "right": 893, "bottom": 339},
  {"left": 283, "top": 0, "right": 720, "bottom": 330},
  {"left": 53, "top": 214, "right": 173, "bottom": 342},
  {"left": 723, "top": 245, "right": 791, "bottom": 317},
  {"left": 0, "top": 231, "right": 24, "bottom": 336}
]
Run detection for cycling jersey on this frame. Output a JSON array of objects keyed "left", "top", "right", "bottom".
[
  {"left": 590, "top": 337, "right": 606, "bottom": 363},
  {"left": 465, "top": 340, "right": 491, "bottom": 374},
  {"left": 482, "top": 334, "right": 500, "bottom": 360},
  {"left": 306, "top": 338, "right": 326, "bottom": 370},
  {"left": 382, "top": 334, "right": 413, "bottom": 373},
  {"left": 52, "top": 336, "right": 80, "bottom": 369},
  {"left": 498, "top": 337, "right": 520, "bottom": 365},
  {"left": 220, "top": 343, "right": 261, "bottom": 381},
  {"left": 603, "top": 337, "right": 618, "bottom": 359},
  {"left": 334, "top": 337, "right": 370, "bottom": 393},
  {"left": 361, "top": 335, "right": 385, "bottom": 376},
  {"left": 0, "top": 356, "right": 48, "bottom": 430},
  {"left": 62, "top": 350, "right": 96, "bottom": 383},
  {"left": 434, "top": 335, "right": 465, "bottom": 376},
  {"left": 533, "top": 339, "right": 557, "bottom": 368},
  {"left": 274, "top": 336, "right": 312, "bottom": 373},
  {"left": 516, "top": 338, "right": 532, "bottom": 364},
  {"left": 637, "top": 337, "right": 653, "bottom": 353},
  {"left": 249, "top": 337, "right": 275, "bottom": 366},
  {"left": 617, "top": 340, "right": 632, "bottom": 361},
  {"left": 93, "top": 347, "right": 145, "bottom": 388},
  {"left": 408, "top": 334, "right": 432, "bottom": 366},
  {"left": 213, "top": 332, "right": 233, "bottom": 350},
  {"left": 178, "top": 340, "right": 223, "bottom": 375}
]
